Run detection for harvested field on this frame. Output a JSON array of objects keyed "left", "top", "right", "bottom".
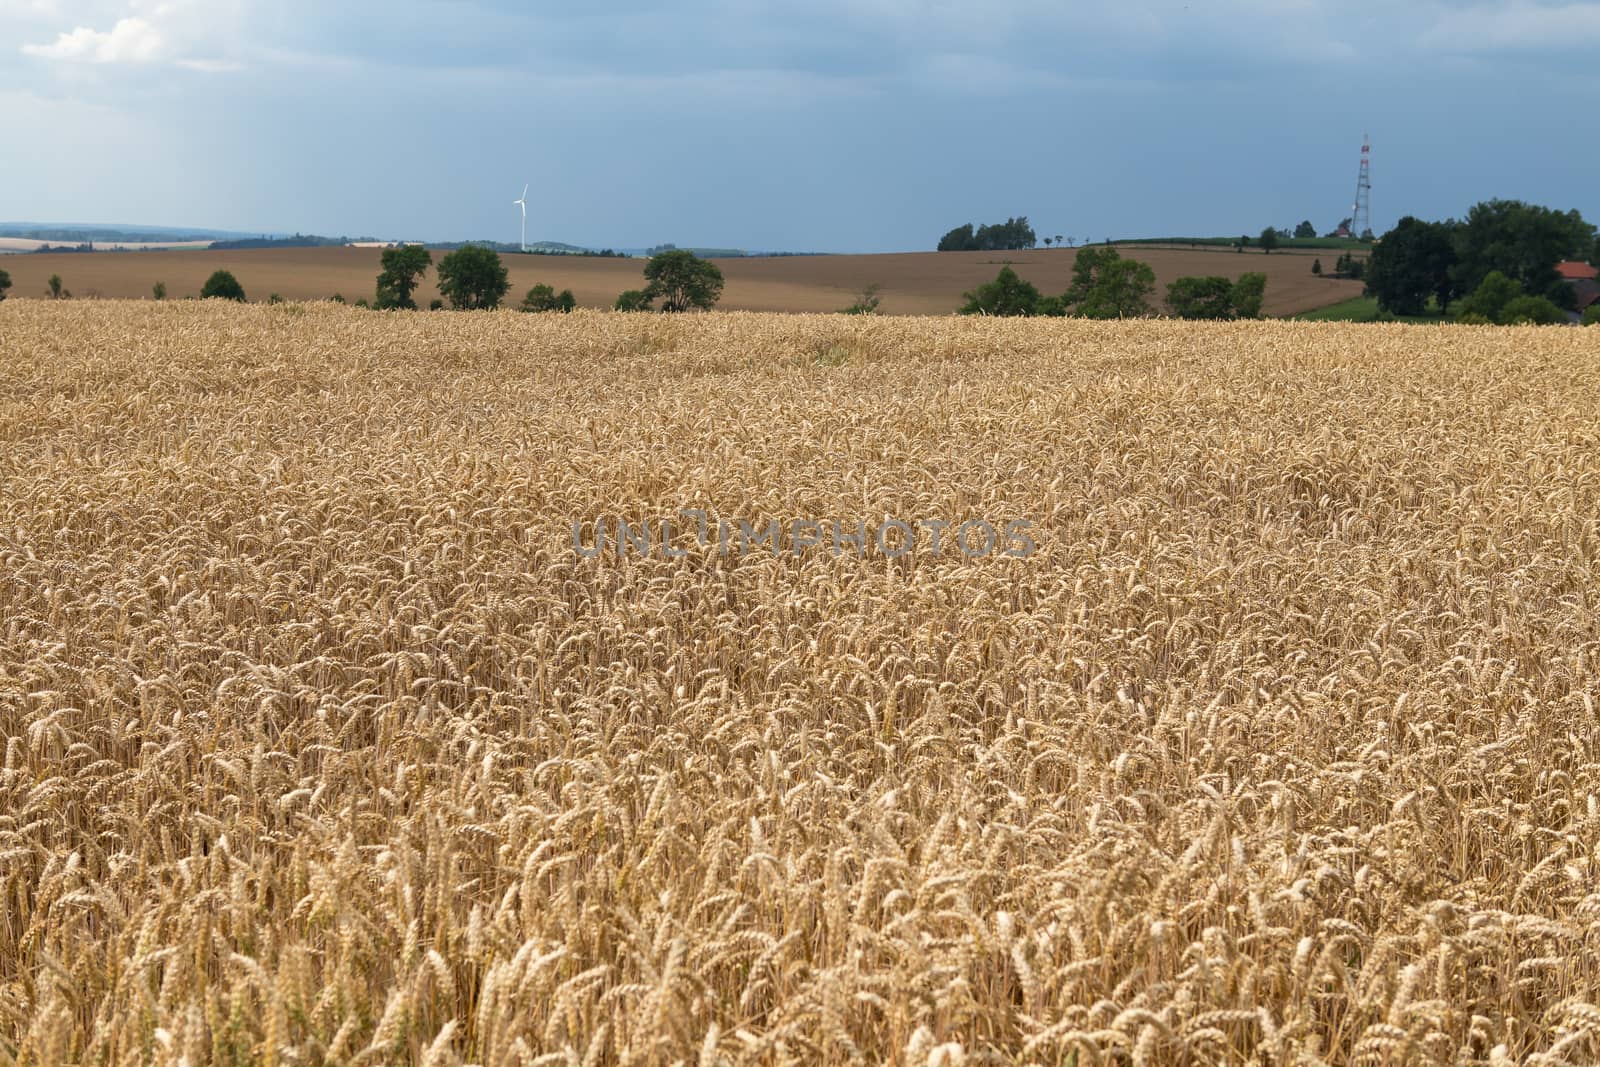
[
  {"left": 3, "top": 302, "right": 1599, "bottom": 1065},
  {"left": 0, "top": 244, "right": 1361, "bottom": 316}
]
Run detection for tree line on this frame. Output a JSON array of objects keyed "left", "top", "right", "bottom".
[
  {"left": 1364, "top": 200, "right": 1597, "bottom": 323},
  {"left": 956, "top": 247, "right": 1265, "bottom": 320},
  {"left": 365, "top": 245, "right": 729, "bottom": 312},
  {"left": 938, "top": 218, "right": 1038, "bottom": 252}
]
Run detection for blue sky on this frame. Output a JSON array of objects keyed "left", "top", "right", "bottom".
[{"left": 3, "top": 1, "right": 1597, "bottom": 252}]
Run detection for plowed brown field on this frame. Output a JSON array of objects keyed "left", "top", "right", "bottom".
[{"left": 0, "top": 244, "right": 1362, "bottom": 315}]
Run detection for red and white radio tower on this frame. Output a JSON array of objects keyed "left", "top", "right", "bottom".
[{"left": 1350, "top": 134, "right": 1372, "bottom": 240}]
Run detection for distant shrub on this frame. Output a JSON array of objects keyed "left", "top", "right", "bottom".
[
  {"left": 521, "top": 284, "right": 576, "bottom": 313},
  {"left": 1231, "top": 273, "right": 1267, "bottom": 319},
  {"left": 152, "top": 281, "right": 166, "bottom": 300},
  {"left": 959, "top": 266, "right": 1042, "bottom": 316},
  {"left": 840, "top": 283, "right": 883, "bottom": 315},
  {"left": 1584, "top": 304, "right": 1600, "bottom": 326},
  {"left": 1165, "top": 272, "right": 1267, "bottom": 320},
  {"left": 1459, "top": 271, "right": 1521, "bottom": 323},
  {"left": 200, "top": 270, "right": 246, "bottom": 302},
  {"left": 1166, "top": 276, "right": 1235, "bottom": 319},
  {"left": 1498, "top": 295, "right": 1565, "bottom": 325},
  {"left": 614, "top": 289, "right": 654, "bottom": 312}
]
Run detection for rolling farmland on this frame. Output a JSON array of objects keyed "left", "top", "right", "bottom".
[
  {"left": 0, "top": 244, "right": 1363, "bottom": 316},
  {"left": 3, "top": 302, "right": 1598, "bottom": 1064}
]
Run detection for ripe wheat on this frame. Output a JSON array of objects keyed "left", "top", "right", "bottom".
[{"left": 2, "top": 301, "right": 1598, "bottom": 1065}]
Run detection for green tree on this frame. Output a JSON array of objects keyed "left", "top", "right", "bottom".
[
  {"left": 1063, "top": 247, "right": 1156, "bottom": 318},
  {"left": 1294, "top": 220, "right": 1317, "bottom": 239},
  {"left": 1583, "top": 304, "right": 1600, "bottom": 325},
  {"left": 200, "top": 270, "right": 246, "bottom": 301},
  {"left": 938, "top": 224, "right": 977, "bottom": 251},
  {"left": 1258, "top": 227, "right": 1279, "bottom": 254},
  {"left": 643, "top": 249, "right": 724, "bottom": 312},
  {"left": 521, "top": 284, "right": 576, "bottom": 312},
  {"left": 614, "top": 289, "right": 654, "bottom": 312},
  {"left": 1498, "top": 294, "right": 1565, "bottom": 325},
  {"left": 1311, "top": 259, "right": 1322, "bottom": 276},
  {"left": 1458, "top": 271, "right": 1522, "bottom": 323},
  {"left": 46, "top": 274, "right": 68, "bottom": 299},
  {"left": 1365, "top": 217, "right": 1459, "bottom": 316},
  {"left": 1231, "top": 273, "right": 1267, "bottom": 319},
  {"left": 1543, "top": 278, "right": 1579, "bottom": 312},
  {"left": 1453, "top": 199, "right": 1595, "bottom": 297},
  {"left": 1165, "top": 276, "right": 1235, "bottom": 319},
  {"left": 436, "top": 244, "right": 510, "bottom": 310},
  {"left": 1591, "top": 235, "right": 1600, "bottom": 267},
  {"left": 375, "top": 245, "right": 432, "bottom": 310},
  {"left": 958, "top": 266, "right": 1042, "bottom": 316},
  {"left": 152, "top": 281, "right": 167, "bottom": 300},
  {"left": 0, "top": 269, "right": 10, "bottom": 301}
]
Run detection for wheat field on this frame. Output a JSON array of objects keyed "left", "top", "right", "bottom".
[{"left": 2, "top": 302, "right": 1599, "bottom": 1066}]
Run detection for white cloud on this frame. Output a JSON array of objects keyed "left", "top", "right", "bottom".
[
  {"left": 17, "top": 0, "right": 243, "bottom": 70},
  {"left": 22, "top": 15, "right": 163, "bottom": 61}
]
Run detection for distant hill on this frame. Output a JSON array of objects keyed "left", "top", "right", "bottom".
[
  {"left": 618, "top": 245, "right": 830, "bottom": 259},
  {"left": 209, "top": 234, "right": 372, "bottom": 251},
  {"left": 1115, "top": 235, "right": 1372, "bottom": 251},
  {"left": 0, "top": 222, "right": 267, "bottom": 244}
]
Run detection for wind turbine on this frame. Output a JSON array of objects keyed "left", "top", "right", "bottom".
[{"left": 513, "top": 184, "right": 528, "bottom": 252}]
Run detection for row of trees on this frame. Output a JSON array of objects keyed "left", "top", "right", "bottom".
[
  {"left": 956, "top": 248, "right": 1266, "bottom": 320},
  {"left": 365, "top": 244, "right": 727, "bottom": 313},
  {"left": 938, "top": 217, "right": 1364, "bottom": 256},
  {"left": 1365, "top": 200, "right": 1596, "bottom": 318},
  {"left": 938, "top": 218, "right": 1038, "bottom": 252},
  {"left": 1264, "top": 220, "right": 1370, "bottom": 242}
]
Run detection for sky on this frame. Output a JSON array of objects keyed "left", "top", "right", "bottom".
[{"left": 2, "top": 0, "right": 1597, "bottom": 253}]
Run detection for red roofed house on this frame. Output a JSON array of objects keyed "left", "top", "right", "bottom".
[{"left": 1557, "top": 261, "right": 1600, "bottom": 321}]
